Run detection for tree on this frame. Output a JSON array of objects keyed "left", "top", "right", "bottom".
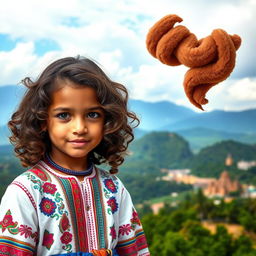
[
  {"left": 232, "top": 235, "right": 255, "bottom": 256},
  {"left": 208, "top": 225, "right": 233, "bottom": 256}
]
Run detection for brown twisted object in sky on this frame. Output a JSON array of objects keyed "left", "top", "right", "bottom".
[{"left": 146, "top": 14, "right": 242, "bottom": 110}]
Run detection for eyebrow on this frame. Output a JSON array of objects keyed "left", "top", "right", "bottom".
[{"left": 52, "top": 106, "right": 104, "bottom": 112}]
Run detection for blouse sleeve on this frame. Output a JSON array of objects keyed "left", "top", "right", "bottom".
[
  {"left": 0, "top": 181, "right": 38, "bottom": 256},
  {"left": 116, "top": 186, "right": 150, "bottom": 256}
]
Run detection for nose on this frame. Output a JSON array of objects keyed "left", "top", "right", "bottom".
[{"left": 72, "top": 118, "right": 87, "bottom": 135}]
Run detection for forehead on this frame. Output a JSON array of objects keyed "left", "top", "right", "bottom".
[{"left": 50, "top": 84, "right": 100, "bottom": 109}]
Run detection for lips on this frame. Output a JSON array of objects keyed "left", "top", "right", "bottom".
[
  {"left": 68, "top": 139, "right": 89, "bottom": 147},
  {"left": 70, "top": 139, "right": 87, "bottom": 143}
]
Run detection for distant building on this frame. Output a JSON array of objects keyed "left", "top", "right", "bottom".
[
  {"left": 237, "top": 160, "right": 256, "bottom": 170},
  {"left": 162, "top": 169, "right": 191, "bottom": 179},
  {"left": 225, "top": 154, "right": 233, "bottom": 166},
  {"left": 162, "top": 168, "right": 215, "bottom": 187},
  {"left": 244, "top": 185, "right": 256, "bottom": 198},
  {"left": 151, "top": 202, "right": 165, "bottom": 214},
  {"left": 204, "top": 171, "right": 242, "bottom": 197}
]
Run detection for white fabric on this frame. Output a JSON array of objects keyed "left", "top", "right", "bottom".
[{"left": 0, "top": 160, "right": 150, "bottom": 256}]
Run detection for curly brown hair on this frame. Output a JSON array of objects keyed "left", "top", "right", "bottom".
[{"left": 8, "top": 56, "right": 139, "bottom": 174}]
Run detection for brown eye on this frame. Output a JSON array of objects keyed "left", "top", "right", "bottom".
[
  {"left": 87, "top": 112, "right": 100, "bottom": 119},
  {"left": 56, "top": 112, "right": 70, "bottom": 120}
]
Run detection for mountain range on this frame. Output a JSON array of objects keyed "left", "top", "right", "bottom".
[
  {"left": 130, "top": 100, "right": 256, "bottom": 151},
  {"left": 120, "top": 131, "right": 256, "bottom": 179},
  {"left": 129, "top": 100, "right": 256, "bottom": 133},
  {"left": 1, "top": 85, "right": 256, "bottom": 150}
]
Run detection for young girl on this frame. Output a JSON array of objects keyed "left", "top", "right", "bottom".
[{"left": 0, "top": 56, "right": 150, "bottom": 256}]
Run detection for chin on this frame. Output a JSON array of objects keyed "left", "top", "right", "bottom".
[{"left": 71, "top": 154, "right": 88, "bottom": 159}]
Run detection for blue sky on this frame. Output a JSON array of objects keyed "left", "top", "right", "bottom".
[{"left": 0, "top": 0, "right": 255, "bottom": 111}]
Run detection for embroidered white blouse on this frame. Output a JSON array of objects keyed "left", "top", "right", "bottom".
[{"left": 0, "top": 160, "right": 150, "bottom": 256}]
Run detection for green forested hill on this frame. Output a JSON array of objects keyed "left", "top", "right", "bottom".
[
  {"left": 175, "top": 127, "right": 256, "bottom": 153},
  {"left": 186, "top": 140, "right": 256, "bottom": 177},
  {"left": 121, "top": 133, "right": 256, "bottom": 186},
  {"left": 126, "top": 131, "right": 193, "bottom": 169},
  {"left": 124, "top": 133, "right": 256, "bottom": 176},
  {"left": 195, "top": 140, "right": 256, "bottom": 162}
]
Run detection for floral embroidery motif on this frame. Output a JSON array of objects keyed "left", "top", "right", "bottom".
[
  {"left": 57, "top": 213, "right": 72, "bottom": 251},
  {"left": 0, "top": 210, "right": 18, "bottom": 232},
  {"left": 119, "top": 224, "right": 132, "bottom": 236},
  {"left": 42, "top": 229, "right": 54, "bottom": 250},
  {"left": 25, "top": 172, "right": 44, "bottom": 194},
  {"left": 59, "top": 213, "right": 70, "bottom": 233},
  {"left": 60, "top": 232, "right": 73, "bottom": 244},
  {"left": 110, "top": 225, "right": 117, "bottom": 241},
  {"left": 130, "top": 209, "right": 141, "bottom": 229},
  {"left": 107, "top": 197, "right": 118, "bottom": 214},
  {"left": 39, "top": 197, "right": 57, "bottom": 216},
  {"left": 101, "top": 171, "right": 119, "bottom": 199},
  {"left": 26, "top": 171, "right": 67, "bottom": 220},
  {"left": 0, "top": 209, "right": 38, "bottom": 242},
  {"left": 43, "top": 182, "right": 57, "bottom": 195},
  {"left": 104, "top": 179, "right": 117, "bottom": 193},
  {"left": 102, "top": 173, "right": 120, "bottom": 216},
  {"left": 19, "top": 225, "right": 33, "bottom": 238},
  {"left": 22, "top": 167, "right": 73, "bottom": 252},
  {"left": 29, "top": 168, "right": 50, "bottom": 181}
]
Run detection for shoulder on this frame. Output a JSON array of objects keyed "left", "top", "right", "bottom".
[
  {"left": 12, "top": 163, "right": 52, "bottom": 186},
  {"left": 0, "top": 167, "right": 41, "bottom": 211},
  {"left": 96, "top": 167, "right": 131, "bottom": 197},
  {"left": 96, "top": 167, "right": 123, "bottom": 183},
  {"left": 5, "top": 163, "right": 52, "bottom": 202}
]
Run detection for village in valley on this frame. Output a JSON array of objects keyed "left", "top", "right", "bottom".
[{"left": 151, "top": 154, "right": 256, "bottom": 214}]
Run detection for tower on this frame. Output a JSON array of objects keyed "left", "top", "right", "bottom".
[{"left": 225, "top": 153, "right": 233, "bottom": 166}]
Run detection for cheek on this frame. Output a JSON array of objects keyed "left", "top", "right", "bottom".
[
  {"left": 47, "top": 122, "right": 67, "bottom": 137},
  {"left": 92, "top": 124, "right": 104, "bottom": 139}
]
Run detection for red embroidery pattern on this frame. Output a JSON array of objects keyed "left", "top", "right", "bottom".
[
  {"left": 68, "top": 178, "right": 88, "bottom": 251},
  {"left": 107, "top": 197, "right": 118, "bottom": 214},
  {"left": 60, "top": 231, "right": 73, "bottom": 245},
  {"left": 19, "top": 225, "right": 33, "bottom": 238},
  {"left": 0, "top": 236, "right": 35, "bottom": 256},
  {"left": 104, "top": 179, "right": 117, "bottom": 193},
  {"left": 117, "top": 229, "right": 149, "bottom": 256},
  {"left": 59, "top": 213, "right": 70, "bottom": 233},
  {"left": 39, "top": 197, "right": 57, "bottom": 217},
  {"left": 43, "top": 182, "right": 57, "bottom": 195},
  {"left": 119, "top": 224, "right": 132, "bottom": 236},
  {"left": 130, "top": 209, "right": 141, "bottom": 229},
  {"left": 109, "top": 225, "right": 117, "bottom": 241},
  {"left": 38, "top": 163, "right": 74, "bottom": 252},
  {"left": 0, "top": 210, "right": 18, "bottom": 233},
  {"left": 29, "top": 168, "right": 50, "bottom": 181},
  {"left": 12, "top": 181, "right": 37, "bottom": 210},
  {"left": 0, "top": 210, "right": 38, "bottom": 242},
  {"left": 42, "top": 229, "right": 54, "bottom": 250}
]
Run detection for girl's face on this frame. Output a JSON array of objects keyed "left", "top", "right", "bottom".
[{"left": 46, "top": 82, "right": 105, "bottom": 169}]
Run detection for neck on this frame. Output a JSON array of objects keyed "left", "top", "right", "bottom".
[
  {"left": 50, "top": 152, "right": 88, "bottom": 171},
  {"left": 45, "top": 153, "right": 93, "bottom": 176}
]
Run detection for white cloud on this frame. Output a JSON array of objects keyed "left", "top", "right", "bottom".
[
  {"left": 0, "top": 42, "right": 37, "bottom": 84},
  {"left": 227, "top": 78, "right": 256, "bottom": 101},
  {"left": 0, "top": 42, "right": 64, "bottom": 84},
  {"left": 0, "top": 0, "right": 255, "bottom": 111},
  {"left": 98, "top": 50, "right": 123, "bottom": 73},
  {"left": 203, "top": 78, "right": 256, "bottom": 111},
  {"left": 116, "top": 62, "right": 187, "bottom": 102}
]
